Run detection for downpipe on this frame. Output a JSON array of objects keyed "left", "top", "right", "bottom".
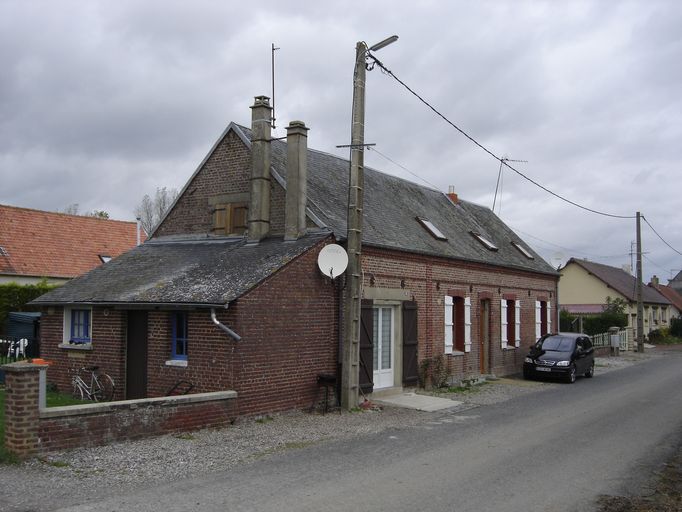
[{"left": 211, "top": 308, "right": 241, "bottom": 341}]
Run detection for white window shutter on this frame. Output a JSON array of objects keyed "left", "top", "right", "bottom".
[
  {"left": 501, "top": 299, "right": 508, "bottom": 349},
  {"left": 444, "top": 296, "right": 453, "bottom": 354},
  {"left": 547, "top": 301, "right": 552, "bottom": 333},
  {"left": 464, "top": 297, "right": 472, "bottom": 352},
  {"left": 535, "top": 300, "right": 541, "bottom": 340},
  {"left": 515, "top": 300, "right": 521, "bottom": 347}
]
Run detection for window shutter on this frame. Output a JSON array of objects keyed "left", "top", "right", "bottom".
[
  {"left": 515, "top": 300, "right": 521, "bottom": 347},
  {"left": 547, "top": 301, "right": 552, "bottom": 333},
  {"left": 402, "top": 301, "right": 419, "bottom": 386},
  {"left": 359, "top": 300, "right": 374, "bottom": 394},
  {"left": 444, "top": 296, "right": 453, "bottom": 354},
  {"left": 501, "top": 299, "right": 508, "bottom": 349},
  {"left": 535, "top": 300, "right": 542, "bottom": 340},
  {"left": 212, "top": 204, "right": 228, "bottom": 235},
  {"left": 464, "top": 297, "right": 472, "bottom": 353},
  {"left": 230, "top": 203, "right": 248, "bottom": 234}
]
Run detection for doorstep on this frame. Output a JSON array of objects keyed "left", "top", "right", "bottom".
[{"left": 373, "top": 392, "right": 463, "bottom": 412}]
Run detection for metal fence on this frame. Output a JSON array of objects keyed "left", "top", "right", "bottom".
[{"left": 590, "top": 328, "right": 633, "bottom": 351}]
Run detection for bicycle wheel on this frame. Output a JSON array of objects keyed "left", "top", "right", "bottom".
[
  {"left": 72, "top": 379, "right": 85, "bottom": 401},
  {"left": 96, "top": 373, "right": 115, "bottom": 401}
]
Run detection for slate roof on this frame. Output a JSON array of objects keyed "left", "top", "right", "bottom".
[
  {"left": 563, "top": 258, "right": 670, "bottom": 304},
  {"left": 0, "top": 204, "right": 141, "bottom": 279},
  {"left": 32, "top": 233, "right": 330, "bottom": 306},
  {"left": 234, "top": 125, "right": 557, "bottom": 277}
]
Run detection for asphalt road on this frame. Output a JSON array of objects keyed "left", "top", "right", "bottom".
[{"left": 38, "top": 351, "right": 682, "bottom": 511}]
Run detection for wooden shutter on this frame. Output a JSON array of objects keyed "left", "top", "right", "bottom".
[
  {"left": 501, "top": 299, "right": 508, "bottom": 349},
  {"left": 535, "top": 300, "right": 542, "bottom": 340},
  {"left": 359, "top": 299, "right": 374, "bottom": 394},
  {"left": 547, "top": 301, "right": 552, "bottom": 333},
  {"left": 213, "top": 204, "right": 228, "bottom": 235},
  {"left": 464, "top": 297, "right": 472, "bottom": 353},
  {"left": 230, "top": 203, "right": 248, "bottom": 235},
  {"left": 515, "top": 300, "right": 521, "bottom": 347},
  {"left": 402, "top": 301, "right": 419, "bottom": 386},
  {"left": 444, "top": 296, "right": 453, "bottom": 354}
]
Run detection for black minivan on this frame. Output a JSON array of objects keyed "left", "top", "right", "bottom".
[{"left": 523, "top": 333, "right": 595, "bottom": 383}]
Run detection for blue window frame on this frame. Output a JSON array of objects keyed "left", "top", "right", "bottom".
[
  {"left": 70, "top": 309, "right": 91, "bottom": 343},
  {"left": 171, "top": 312, "right": 188, "bottom": 360}
]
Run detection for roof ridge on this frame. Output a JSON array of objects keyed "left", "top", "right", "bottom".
[{"left": 0, "top": 203, "right": 138, "bottom": 225}]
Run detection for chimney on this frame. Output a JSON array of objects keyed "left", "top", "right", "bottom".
[
  {"left": 247, "top": 95, "right": 272, "bottom": 242},
  {"left": 650, "top": 275, "right": 660, "bottom": 288},
  {"left": 136, "top": 217, "right": 141, "bottom": 246},
  {"left": 446, "top": 185, "right": 458, "bottom": 204},
  {"left": 284, "top": 120, "right": 309, "bottom": 241}
]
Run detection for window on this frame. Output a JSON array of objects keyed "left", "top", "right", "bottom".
[
  {"left": 501, "top": 299, "right": 520, "bottom": 349},
  {"left": 511, "top": 241, "right": 534, "bottom": 259},
  {"left": 662, "top": 307, "right": 668, "bottom": 323},
  {"left": 213, "top": 203, "right": 248, "bottom": 235},
  {"left": 444, "top": 295, "right": 471, "bottom": 354},
  {"left": 470, "top": 231, "right": 498, "bottom": 251},
  {"left": 416, "top": 217, "right": 447, "bottom": 240},
  {"left": 535, "top": 301, "right": 552, "bottom": 339},
  {"left": 171, "top": 312, "right": 188, "bottom": 361},
  {"left": 70, "top": 309, "right": 91, "bottom": 344}
]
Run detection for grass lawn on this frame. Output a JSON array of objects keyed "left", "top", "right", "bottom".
[{"left": 0, "top": 387, "right": 88, "bottom": 464}]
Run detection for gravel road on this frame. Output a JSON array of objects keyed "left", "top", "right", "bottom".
[{"left": 0, "top": 349, "right": 664, "bottom": 512}]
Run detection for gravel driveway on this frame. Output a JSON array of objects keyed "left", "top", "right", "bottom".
[{"left": 0, "top": 350, "right": 662, "bottom": 511}]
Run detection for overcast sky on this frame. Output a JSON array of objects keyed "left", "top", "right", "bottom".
[{"left": 1, "top": 0, "right": 681, "bottom": 283}]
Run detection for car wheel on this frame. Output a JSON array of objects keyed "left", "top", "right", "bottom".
[
  {"left": 585, "top": 361, "right": 594, "bottom": 378},
  {"left": 566, "top": 364, "right": 577, "bottom": 384}
]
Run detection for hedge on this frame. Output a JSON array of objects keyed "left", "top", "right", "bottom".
[{"left": 0, "top": 281, "right": 59, "bottom": 331}]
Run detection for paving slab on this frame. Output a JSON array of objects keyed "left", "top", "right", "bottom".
[{"left": 374, "top": 392, "right": 462, "bottom": 412}]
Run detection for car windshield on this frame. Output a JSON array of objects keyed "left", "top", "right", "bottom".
[{"left": 538, "top": 336, "right": 575, "bottom": 352}]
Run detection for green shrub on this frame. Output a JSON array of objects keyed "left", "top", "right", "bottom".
[{"left": 670, "top": 317, "right": 682, "bottom": 338}]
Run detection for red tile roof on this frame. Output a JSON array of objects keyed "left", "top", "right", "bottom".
[
  {"left": 651, "top": 283, "right": 682, "bottom": 312},
  {"left": 0, "top": 204, "right": 142, "bottom": 279}
]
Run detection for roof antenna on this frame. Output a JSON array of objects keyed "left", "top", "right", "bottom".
[
  {"left": 271, "top": 43, "right": 280, "bottom": 129},
  {"left": 492, "top": 156, "right": 527, "bottom": 215}
]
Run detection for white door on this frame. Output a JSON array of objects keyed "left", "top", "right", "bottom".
[{"left": 373, "top": 307, "right": 394, "bottom": 389}]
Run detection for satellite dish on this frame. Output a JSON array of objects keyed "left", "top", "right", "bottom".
[{"left": 317, "top": 244, "right": 348, "bottom": 279}]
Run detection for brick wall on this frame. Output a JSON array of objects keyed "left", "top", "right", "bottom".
[
  {"left": 154, "top": 129, "right": 287, "bottom": 238},
  {"left": 362, "top": 246, "right": 559, "bottom": 381}
]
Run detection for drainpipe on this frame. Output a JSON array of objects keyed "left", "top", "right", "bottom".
[{"left": 210, "top": 308, "right": 241, "bottom": 341}]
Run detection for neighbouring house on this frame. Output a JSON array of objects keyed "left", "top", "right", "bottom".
[
  {"left": 0, "top": 204, "right": 142, "bottom": 285},
  {"left": 668, "top": 270, "right": 682, "bottom": 295},
  {"left": 648, "top": 276, "right": 682, "bottom": 319},
  {"left": 32, "top": 96, "right": 559, "bottom": 417},
  {"left": 559, "top": 258, "right": 671, "bottom": 338}
]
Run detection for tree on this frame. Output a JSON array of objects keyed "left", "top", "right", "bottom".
[
  {"left": 57, "top": 205, "right": 109, "bottom": 218},
  {"left": 583, "top": 296, "right": 628, "bottom": 335},
  {"left": 134, "top": 187, "right": 179, "bottom": 235}
]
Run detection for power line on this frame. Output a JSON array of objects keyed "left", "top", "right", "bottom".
[
  {"left": 366, "top": 146, "right": 441, "bottom": 190},
  {"left": 367, "top": 52, "right": 636, "bottom": 220},
  {"left": 510, "top": 225, "right": 630, "bottom": 260},
  {"left": 642, "top": 254, "right": 672, "bottom": 276},
  {"left": 641, "top": 215, "right": 682, "bottom": 257}
]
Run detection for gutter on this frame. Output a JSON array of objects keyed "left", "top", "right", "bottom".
[{"left": 211, "top": 307, "right": 242, "bottom": 341}]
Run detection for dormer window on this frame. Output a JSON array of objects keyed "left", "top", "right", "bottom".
[
  {"left": 511, "top": 241, "right": 534, "bottom": 259},
  {"left": 416, "top": 217, "right": 447, "bottom": 240},
  {"left": 470, "top": 231, "right": 498, "bottom": 251},
  {"left": 99, "top": 255, "right": 112, "bottom": 263}
]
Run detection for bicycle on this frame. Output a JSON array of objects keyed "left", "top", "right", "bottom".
[{"left": 72, "top": 366, "right": 115, "bottom": 402}]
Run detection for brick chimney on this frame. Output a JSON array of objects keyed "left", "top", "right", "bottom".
[
  {"left": 284, "top": 120, "right": 309, "bottom": 241},
  {"left": 247, "top": 96, "right": 272, "bottom": 242},
  {"left": 446, "top": 185, "right": 458, "bottom": 203},
  {"left": 650, "top": 275, "right": 660, "bottom": 288}
]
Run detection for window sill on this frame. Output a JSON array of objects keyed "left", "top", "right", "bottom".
[
  {"left": 503, "top": 346, "right": 517, "bottom": 351},
  {"left": 446, "top": 350, "right": 465, "bottom": 357},
  {"left": 58, "top": 342, "right": 93, "bottom": 351},
  {"left": 165, "top": 359, "right": 188, "bottom": 368}
]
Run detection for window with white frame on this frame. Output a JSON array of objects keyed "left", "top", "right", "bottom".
[
  {"left": 64, "top": 307, "right": 92, "bottom": 344},
  {"left": 444, "top": 295, "right": 471, "bottom": 354},
  {"left": 501, "top": 299, "right": 521, "bottom": 349},
  {"left": 535, "top": 300, "right": 552, "bottom": 339}
]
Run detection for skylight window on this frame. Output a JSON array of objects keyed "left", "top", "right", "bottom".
[
  {"left": 99, "top": 255, "right": 112, "bottom": 263},
  {"left": 470, "top": 231, "right": 498, "bottom": 251},
  {"left": 416, "top": 217, "right": 447, "bottom": 240},
  {"left": 511, "top": 241, "right": 534, "bottom": 259}
]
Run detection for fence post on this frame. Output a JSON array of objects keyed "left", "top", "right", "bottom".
[{"left": 2, "top": 362, "right": 43, "bottom": 458}]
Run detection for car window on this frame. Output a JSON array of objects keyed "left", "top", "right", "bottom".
[{"left": 539, "top": 336, "right": 575, "bottom": 352}]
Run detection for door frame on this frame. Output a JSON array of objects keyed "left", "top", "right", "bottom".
[{"left": 480, "top": 299, "right": 491, "bottom": 374}]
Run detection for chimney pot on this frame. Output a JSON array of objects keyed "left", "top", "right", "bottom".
[{"left": 446, "top": 185, "right": 458, "bottom": 204}]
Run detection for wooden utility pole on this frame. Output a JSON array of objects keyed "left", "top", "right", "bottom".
[
  {"left": 636, "top": 211, "right": 644, "bottom": 352},
  {"left": 341, "top": 41, "right": 368, "bottom": 410}
]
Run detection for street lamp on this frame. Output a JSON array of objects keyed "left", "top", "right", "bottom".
[{"left": 341, "top": 35, "right": 399, "bottom": 410}]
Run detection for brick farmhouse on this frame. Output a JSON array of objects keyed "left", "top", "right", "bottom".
[{"left": 33, "top": 96, "right": 558, "bottom": 417}]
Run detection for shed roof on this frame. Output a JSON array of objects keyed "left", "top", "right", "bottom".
[{"left": 31, "top": 233, "right": 330, "bottom": 306}]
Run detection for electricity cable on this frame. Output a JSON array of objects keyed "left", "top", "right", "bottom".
[{"left": 641, "top": 216, "right": 682, "bottom": 257}]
